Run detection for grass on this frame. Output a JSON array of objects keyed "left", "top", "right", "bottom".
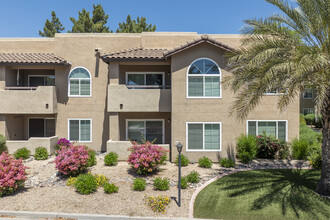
[{"left": 194, "top": 169, "right": 330, "bottom": 220}]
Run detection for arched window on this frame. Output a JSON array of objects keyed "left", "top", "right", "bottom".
[
  {"left": 68, "top": 67, "right": 91, "bottom": 97},
  {"left": 187, "top": 58, "right": 221, "bottom": 98}
]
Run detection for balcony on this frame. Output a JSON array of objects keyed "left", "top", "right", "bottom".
[
  {"left": 108, "top": 85, "right": 171, "bottom": 112},
  {"left": 0, "top": 86, "right": 57, "bottom": 114}
]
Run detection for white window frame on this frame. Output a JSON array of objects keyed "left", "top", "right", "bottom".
[
  {"left": 68, "top": 66, "right": 92, "bottom": 97},
  {"left": 68, "top": 118, "right": 92, "bottom": 142},
  {"left": 303, "top": 89, "right": 313, "bottom": 99},
  {"left": 264, "top": 89, "right": 287, "bottom": 96},
  {"left": 246, "top": 120, "right": 288, "bottom": 141},
  {"left": 303, "top": 108, "right": 314, "bottom": 115},
  {"left": 125, "top": 72, "right": 165, "bottom": 88},
  {"left": 126, "top": 119, "right": 165, "bottom": 144},
  {"left": 28, "top": 75, "right": 55, "bottom": 87},
  {"left": 28, "top": 117, "right": 56, "bottom": 138},
  {"left": 186, "top": 122, "right": 222, "bottom": 152},
  {"left": 186, "top": 58, "right": 222, "bottom": 99}
]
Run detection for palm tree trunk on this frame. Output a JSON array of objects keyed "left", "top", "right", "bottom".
[{"left": 316, "top": 88, "right": 330, "bottom": 196}]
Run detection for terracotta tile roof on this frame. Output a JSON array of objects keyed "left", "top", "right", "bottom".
[
  {"left": 101, "top": 35, "right": 236, "bottom": 62},
  {"left": 101, "top": 47, "right": 167, "bottom": 61},
  {"left": 163, "top": 34, "right": 235, "bottom": 58},
  {"left": 0, "top": 53, "right": 69, "bottom": 65}
]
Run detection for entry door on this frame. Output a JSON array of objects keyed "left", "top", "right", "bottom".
[{"left": 29, "top": 118, "right": 55, "bottom": 138}]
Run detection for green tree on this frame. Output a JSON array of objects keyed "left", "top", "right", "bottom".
[
  {"left": 116, "top": 15, "right": 156, "bottom": 33},
  {"left": 226, "top": 0, "right": 330, "bottom": 196},
  {"left": 69, "top": 4, "right": 111, "bottom": 33},
  {"left": 39, "top": 11, "right": 65, "bottom": 37}
]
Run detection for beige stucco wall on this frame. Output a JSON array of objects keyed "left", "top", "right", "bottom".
[{"left": 170, "top": 43, "right": 299, "bottom": 162}]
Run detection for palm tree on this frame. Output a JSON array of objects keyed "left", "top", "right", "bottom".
[{"left": 226, "top": 0, "right": 330, "bottom": 196}]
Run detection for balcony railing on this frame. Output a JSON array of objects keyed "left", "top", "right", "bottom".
[
  {"left": 4, "top": 87, "right": 37, "bottom": 90},
  {"left": 126, "top": 85, "right": 171, "bottom": 89}
]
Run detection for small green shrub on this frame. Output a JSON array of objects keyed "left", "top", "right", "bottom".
[
  {"left": 74, "top": 173, "right": 98, "bottom": 195},
  {"left": 104, "top": 152, "right": 118, "bottom": 166},
  {"left": 0, "top": 134, "right": 6, "bottom": 154},
  {"left": 153, "top": 177, "right": 170, "bottom": 191},
  {"left": 291, "top": 139, "right": 310, "bottom": 160},
  {"left": 86, "top": 149, "right": 96, "bottom": 167},
  {"left": 299, "top": 114, "right": 306, "bottom": 125},
  {"left": 174, "top": 154, "right": 189, "bottom": 166},
  {"left": 220, "top": 158, "right": 235, "bottom": 168},
  {"left": 308, "top": 143, "right": 322, "bottom": 169},
  {"left": 277, "top": 141, "right": 290, "bottom": 159},
  {"left": 133, "top": 178, "right": 146, "bottom": 191},
  {"left": 94, "top": 173, "right": 109, "bottom": 187},
  {"left": 198, "top": 156, "right": 213, "bottom": 168},
  {"left": 178, "top": 176, "right": 188, "bottom": 189},
  {"left": 146, "top": 196, "right": 170, "bottom": 214},
  {"left": 14, "top": 147, "right": 31, "bottom": 160},
  {"left": 304, "top": 114, "right": 322, "bottom": 128},
  {"left": 104, "top": 183, "right": 119, "bottom": 194},
  {"left": 187, "top": 171, "right": 200, "bottom": 183},
  {"left": 300, "top": 124, "right": 322, "bottom": 145},
  {"left": 236, "top": 135, "right": 257, "bottom": 163},
  {"left": 34, "top": 147, "right": 48, "bottom": 160}
]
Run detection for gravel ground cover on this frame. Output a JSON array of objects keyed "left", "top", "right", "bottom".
[{"left": 0, "top": 154, "right": 310, "bottom": 218}]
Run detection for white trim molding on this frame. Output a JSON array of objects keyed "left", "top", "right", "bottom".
[
  {"left": 67, "top": 118, "right": 92, "bottom": 143},
  {"left": 68, "top": 66, "right": 92, "bottom": 98},
  {"left": 186, "top": 122, "right": 222, "bottom": 152}
]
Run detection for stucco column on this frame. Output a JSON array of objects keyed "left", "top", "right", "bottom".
[
  {"left": 109, "top": 62, "right": 119, "bottom": 85},
  {"left": 109, "top": 113, "right": 120, "bottom": 141},
  {"left": 0, "top": 115, "right": 6, "bottom": 137}
]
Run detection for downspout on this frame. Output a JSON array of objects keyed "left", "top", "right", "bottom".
[{"left": 16, "top": 69, "right": 19, "bottom": 86}]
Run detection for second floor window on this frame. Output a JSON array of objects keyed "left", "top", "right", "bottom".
[
  {"left": 126, "top": 72, "right": 164, "bottom": 89},
  {"left": 303, "top": 88, "right": 313, "bottom": 99},
  {"left": 68, "top": 67, "right": 91, "bottom": 97},
  {"left": 187, "top": 58, "right": 221, "bottom": 98}
]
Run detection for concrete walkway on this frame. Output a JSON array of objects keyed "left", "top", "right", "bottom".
[{"left": 0, "top": 210, "right": 206, "bottom": 220}]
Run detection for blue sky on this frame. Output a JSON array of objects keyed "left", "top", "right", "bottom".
[{"left": 0, "top": 0, "right": 290, "bottom": 37}]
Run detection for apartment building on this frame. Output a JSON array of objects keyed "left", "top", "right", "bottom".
[{"left": 0, "top": 32, "right": 299, "bottom": 161}]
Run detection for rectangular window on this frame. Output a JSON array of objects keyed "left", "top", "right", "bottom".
[
  {"left": 29, "top": 118, "right": 55, "bottom": 138},
  {"left": 126, "top": 72, "right": 164, "bottom": 89},
  {"left": 69, "top": 119, "right": 91, "bottom": 142},
  {"left": 247, "top": 120, "right": 287, "bottom": 141},
  {"left": 188, "top": 76, "right": 221, "bottom": 98},
  {"left": 69, "top": 79, "right": 91, "bottom": 96},
  {"left": 303, "top": 89, "right": 313, "bottom": 99},
  {"left": 264, "top": 87, "right": 286, "bottom": 95},
  {"left": 187, "top": 122, "right": 221, "bottom": 151},
  {"left": 127, "top": 120, "right": 164, "bottom": 144},
  {"left": 29, "top": 75, "right": 55, "bottom": 87},
  {"left": 303, "top": 108, "right": 314, "bottom": 115}
]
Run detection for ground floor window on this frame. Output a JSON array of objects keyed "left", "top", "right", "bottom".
[
  {"left": 186, "top": 122, "right": 221, "bottom": 151},
  {"left": 303, "top": 108, "right": 314, "bottom": 115},
  {"left": 247, "top": 120, "right": 287, "bottom": 141},
  {"left": 29, "top": 118, "right": 55, "bottom": 138},
  {"left": 68, "top": 119, "right": 91, "bottom": 142},
  {"left": 126, "top": 119, "right": 164, "bottom": 144}
]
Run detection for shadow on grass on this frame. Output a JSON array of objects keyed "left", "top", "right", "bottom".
[{"left": 216, "top": 169, "right": 330, "bottom": 219}]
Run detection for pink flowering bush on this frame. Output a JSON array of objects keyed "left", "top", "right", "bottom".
[
  {"left": 127, "top": 141, "right": 168, "bottom": 175},
  {"left": 54, "top": 145, "right": 89, "bottom": 176},
  {"left": 256, "top": 134, "right": 286, "bottom": 159},
  {"left": 0, "top": 152, "right": 28, "bottom": 197},
  {"left": 54, "top": 138, "right": 71, "bottom": 153}
]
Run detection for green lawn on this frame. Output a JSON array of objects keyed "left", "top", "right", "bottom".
[{"left": 194, "top": 169, "right": 330, "bottom": 220}]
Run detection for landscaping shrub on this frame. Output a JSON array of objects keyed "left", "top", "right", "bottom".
[
  {"left": 54, "top": 138, "right": 71, "bottom": 152},
  {"left": 104, "top": 183, "right": 119, "bottom": 194},
  {"left": 304, "top": 114, "right": 322, "bottom": 128},
  {"left": 299, "top": 114, "right": 306, "bottom": 125},
  {"left": 104, "top": 152, "right": 118, "bottom": 166},
  {"left": 86, "top": 148, "right": 96, "bottom": 167},
  {"left": 14, "top": 147, "right": 31, "bottom": 160},
  {"left": 174, "top": 154, "right": 189, "bottom": 166},
  {"left": 133, "top": 178, "right": 146, "bottom": 191},
  {"left": 0, "top": 134, "right": 6, "bottom": 154},
  {"left": 153, "top": 177, "right": 170, "bottom": 191},
  {"left": 291, "top": 139, "right": 310, "bottom": 160},
  {"left": 74, "top": 173, "right": 97, "bottom": 195},
  {"left": 34, "top": 147, "right": 48, "bottom": 160},
  {"left": 179, "top": 176, "right": 188, "bottom": 189},
  {"left": 0, "top": 152, "right": 28, "bottom": 197},
  {"left": 277, "top": 141, "right": 290, "bottom": 159},
  {"left": 308, "top": 143, "right": 322, "bottom": 169},
  {"left": 94, "top": 173, "right": 109, "bottom": 187},
  {"left": 220, "top": 158, "right": 235, "bottom": 168},
  {"left": 146, "top": 196, "right": 170, "bottom": 214},
  {"left": 66, "top": 176, "right": 77, "bottom": 186},
  {"left": 236, "top": 135, "right": 257, "bottom": 163},
  {"left": 299, "top": 124, "right": 322, "bottom": 145},
  {"left": 198, "top": 156, "right": 213, "bottom": 168},
  {"left": 187, "top": 171, "right": 200, "bottom": 183},
  {"left": 127, "top": 141, "right": 168, "bottom": 175},
  {"left": 54, "top": 145, "right": 89, "bottom": 176},
  {"left": 256, "top": 134, "right": 285, "bottom": 159}
]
